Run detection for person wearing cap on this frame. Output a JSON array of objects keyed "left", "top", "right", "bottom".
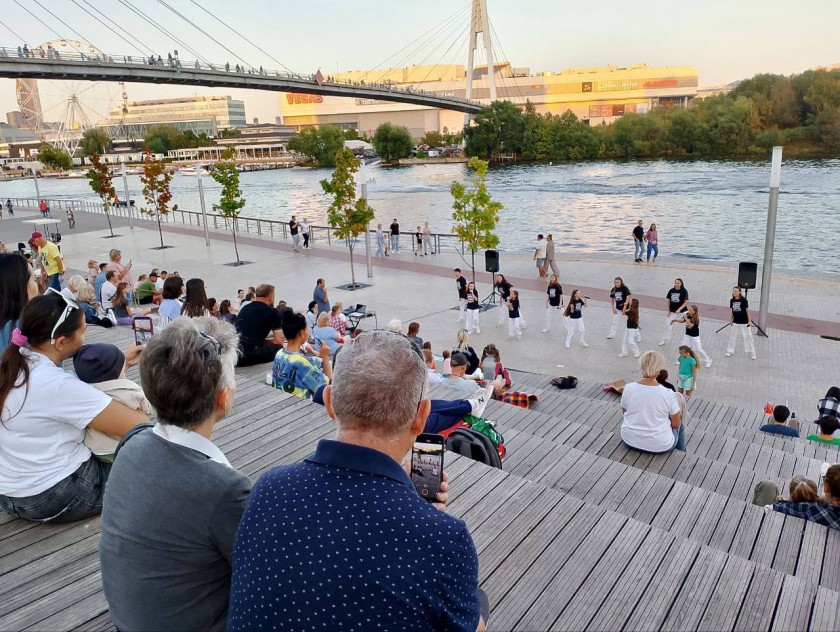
[
  {"left": 73, "top": 344, "right": 153, "bottom": 461},
  {"left": 807, "top": 416, "right": 840, "bottom": 446},
  {"left": 30, "top": 231, "right": 65, "bottom": 291},
  {"left": 444, "top": 353, "right": 503, "bottom": 397},
  {"left": 136, "top": 272, "right": 162, "bottom": 305}
]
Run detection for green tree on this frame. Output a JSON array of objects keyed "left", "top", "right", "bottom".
[
  {"left": 287, "top": 126, "right": 345, "bottom": 167},
  {"left": 320, "top": 147, "right": 375, "bottom": 288},
  {"left": 139, "top": 151, "right": 178, "bottom": 248},
  {"left": 450, "top": 157, "right": 502, "bottom": 280},
  {"left": 804, "top": 72, "right": 840, "bottom": 117},
  {"left": 372, "top": 123, "right": 413, "bottom": 162},
  {"left": 665, "top": 109, "right": 708, "bottom": 155},
  {"left": 211, "top": 148, "right": 247, "bottom": 265},
  {"left": 37, "top": 144, "right": 72, "bottom": 171},
  {"left": 80, "top": 128, "right": 111, "bottom": 157},
  {"left": 814, "top": 107, "right": 840, "bottom": 151},
  {"left": 144, "top": 125, "right": 186, "bottom": 155},
  {"left": 420, "top": 131, "right": 445, "bottom": 147},
  {"left": 85, "top": 153, "right": 116, "bottom": 238},
  {"left": 463, "top": 100, "right": 525, "bottom": 159},
  {"left": 769, "top": 78, "right": 801, "bottom": 128}
]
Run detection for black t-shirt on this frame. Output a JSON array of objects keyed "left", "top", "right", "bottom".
[
  {"left": 466, "top": 288, "right": 479, "bottom": 310},
  {"left": 495, "top": 280, "right": 512, "bottom": 301},
  {"left": 390, "top": 222, "right": 400, "bottom": 235},
  {"left": 626, "top": 313, "right": 639, "bottom": 329},
  {"left": 610, "top": 286, "right": 630, "bottom": 310},
  {"left": 569, "top": 298, "right": 584, "bottom": 319},
  {"left": 452, "top": 346, "right": 480, "bottom": 374},
  {"left": 684, "top": 316, "right": 699, "bottom": 337},
  {"left": 415, "top": 232, "right": 422, "bottom": 244},
  {"left": 235, "top": 301, "right": 283, "bottom": 348},
  {"left": 289, "top": 220, "right": 298, "bottom": 235},
  {"left": 730, "top": 297, "right": 749, "bottom": 324},
  {"left": 633, "top": 226, "right": 644, "bottom": 241},
  {"left": 456, "top": 276, "right": 467, "bottom": 299},
  {"left": 667, "top": 287, "right": 688, "bottom": 313},
  {"left": 508, "top": 297, "right": 520, "bottom": 318},
  {"left": 547, "top": 284, "right": 563, "bottom": 307}
]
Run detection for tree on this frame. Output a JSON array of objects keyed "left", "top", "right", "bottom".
[
  {"left": 139, "top": 151, "right": 178, "bottom": 248},
  {"left": 211, "top": 148, "right": 247, "bottom": 265},
  {"left": 421, "top": 131, "right": 445, "bottom": 147},
  {"left": 144, "top": 125, "right": 186, "bottom": 155},
  {"left": 450, "top": 157, "right": 502, "bottom": 281},
  {"left": 86, "top": 153, "right": 117, "bottom": 238},
  {"left": 287, "top": 126, "right": 345, "bottom": 167},
  {"left": 320, "top": 147, "right": 375, "bottom": 288},
  {"left": 815, "top": 107, "right": 840, "bottom": 151},
  {"left": 463, "top": 100, "right": 526, "bottom": 159},
  {"left": 80, "top": 128, "right": 111, "bottom": 157},
  {"left": 372, "top": 123, "right": 413, "bottom": 162},
  {"left": 37, "top": 144, "right": 72, "bottom": 171}
]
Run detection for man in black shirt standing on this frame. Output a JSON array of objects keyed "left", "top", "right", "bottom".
[
  {"left": 454, "top": 268, "right": 467, "bottom": 322},
  {"left": 390, "top": 218, "right": 400, "bottom": 253},
  {"left": 632, "top": 220, "right": 645, "bottom": 262},
  {"left": 289, "top": 216, "right": 300, "bottom": 252},
  {"left": 235, "top": 284, "right": 285, "bottom": 366},
  {"left": 726, "top": 286, "right": 756, "bottom": 359}
]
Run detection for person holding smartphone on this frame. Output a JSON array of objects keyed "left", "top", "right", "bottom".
[{"left": 229, "top": 330, "right": 488, "bottom": 631}]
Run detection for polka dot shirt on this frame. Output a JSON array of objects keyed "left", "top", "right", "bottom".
[{"left": 228, "top": 439, "right": 481, "bottom": 631}]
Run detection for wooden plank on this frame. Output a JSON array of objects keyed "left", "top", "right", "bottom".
[
  {"left": 730, "top": 505, "right": 769, "bottom": 559},
  {"left": 772, "top": 574, "right": 817, "bottom": 632},
  {"left": 751, "top": 511, "right": 786, "bottom": 568},
  {"left": 708, "top": 497, "right": 748, "bottom": 554},
  {"left": 809, "top": 587, "right": 840, "bottom": 632},
  {"left": 795, "top": 520, "right": 828, "bottom": 587},
  {"left": 695, "top": 556, "right": 756, "bottom": 632},
  {"left": 631, "top": 475, "right": 675, "bottom": 525},
  {"left": 650, "top": 482, "right": 693, "bottom": 532},
  {"left": 688, "top": 491, "right": 727, "bottom": 546},
  {"left": 772, "top": 517, "right": 806, "bottom": 576},
  {"left": 821, "top": 528, "right": 840, "bottom": 591},
  {"left": 733, "top": 563, "right": 785, "bottom": 632}
]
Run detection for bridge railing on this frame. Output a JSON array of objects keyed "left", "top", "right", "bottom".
[
  {"left": 4, "top": 196, "right": 465, "bottom": 254},
  {"left": 0, "top": 45, "right": 482, "bottom": 109}
]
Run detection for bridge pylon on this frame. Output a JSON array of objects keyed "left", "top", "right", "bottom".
[{"left": 465, "top": 0, "right": 496, "bottom": 123}]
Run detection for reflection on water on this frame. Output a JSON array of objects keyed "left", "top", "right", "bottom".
[{"left": 2, "top": 159, "right": 838, "bottom": 274}]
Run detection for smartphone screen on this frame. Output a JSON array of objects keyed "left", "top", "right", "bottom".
[
  {"left": 133, "top": 317, "right": 154, "bottom": 346},
  {"left": 411, "top": 434, "right": 445, "bottom": 502}
]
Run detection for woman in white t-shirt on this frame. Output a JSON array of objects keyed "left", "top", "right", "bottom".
[
  {"left": 620, "top": 350, "right": 685, "bottom": 453},
  {"left": 0, "top": 291, "right": 148, "bottom": 522}
]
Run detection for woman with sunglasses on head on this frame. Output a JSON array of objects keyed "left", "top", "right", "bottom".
[
  {"left": 0, "top": 292, "right": 148, "bottom": 523},
  {"left": 0, "top": 252, "right": 40, "bottom": 354}
]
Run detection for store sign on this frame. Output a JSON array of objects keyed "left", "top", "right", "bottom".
[
  {"left": 595, "top": 80, "right": 638, "bottom": 92},
  {"left": 643, "top": 79, "right": 678, "bottom": 88},
  {"left": 581, "top": 82, "right": 592, "bottom": 93},
  {"left": 588, "top": 105, "right": 600, "bottom": 117},
  {"left": 286, "top": 94, "right": 323, "bottom": 105},
  {"left": 355, "top": 98, "right": 385, "bottom": 106}
]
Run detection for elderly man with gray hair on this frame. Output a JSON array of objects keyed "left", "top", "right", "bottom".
[
  {"left": 229, "top": 330, "right": 488, "bottom": 631},
  {"left": 100, "top": 317, "right": 251, "bottom": 632}
]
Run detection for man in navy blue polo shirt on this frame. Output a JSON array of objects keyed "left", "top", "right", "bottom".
[{"left": 228, "top": 330, "right": 487, "bottom": 631}]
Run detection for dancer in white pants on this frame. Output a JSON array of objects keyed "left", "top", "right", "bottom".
[
  {"left": 543, "top": 274, "right": 564, "bottom": 332},
  {"left": 454, "top": 268, "right": 467, "bottom": 322},
  {"left": 607, "top": 277, "right": 632, "bottom": 338},
  {"left": 659, "top": 278, "right": 689, "bottom": 345},
  {"left": 464, "top": 281, "right": 481, "bottom": 334},
  {"left": 506, "top": 289, "right": 523, "bottom": 340},
  {"left": 725, "top": 287, "right": 756, "bottom": 359},
  {"left": 564, "top": 290, "right": 588, "bottom": 348},
  {"left": 678, "top": 304, "right": 712, "bottom": 367},
  {"left": 619, "top": 298, "right": 641, "bottom": 357},
  {"left": 495, "top": 274, "right": 512, "bottom": 327}
]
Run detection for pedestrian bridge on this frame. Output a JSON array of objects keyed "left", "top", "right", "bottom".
[{"left": 0, "top": 48, "right": 484, "bottom": 115}]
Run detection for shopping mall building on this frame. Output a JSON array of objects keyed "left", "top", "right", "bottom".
[{"left": 280, "top": 62, "right": 699, "bottom": 138}]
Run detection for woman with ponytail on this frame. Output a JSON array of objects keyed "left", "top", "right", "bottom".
[
  {"left": 0, "top": 252, "right": 39, "bottom": 353},
  {"left": 0, "top": 292, "right": 148, "bottom": 523}
]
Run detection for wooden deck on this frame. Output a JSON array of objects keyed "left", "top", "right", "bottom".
[{"left": 1, "top": 325, "right": 839, "bottom": 631}]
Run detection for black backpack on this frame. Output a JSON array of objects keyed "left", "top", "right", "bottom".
[
  {"left": 552, "top": 375, "right": 578, "bottom": 389},
  {"left": 445, "top": 428, "right": 503, "bottom": 469}
]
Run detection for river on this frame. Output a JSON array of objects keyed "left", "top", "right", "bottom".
[{"left": 2, "top": 159, "right": 839, "bottom": 274}]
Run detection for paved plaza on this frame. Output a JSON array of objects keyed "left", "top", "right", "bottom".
[{"left": 3, "top": 206, "right": 836, "bottom": 420}]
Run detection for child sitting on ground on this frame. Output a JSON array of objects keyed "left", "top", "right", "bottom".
[
  {"left": 73, "top": 343, "right": 154, "bottom": 462},
  {"left": 441, "top": 349, "right": 452, "bottom": 374}
]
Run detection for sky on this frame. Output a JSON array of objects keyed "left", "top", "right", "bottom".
[{"left": 1, "top": 0, "right": 838, "bottom": 124}]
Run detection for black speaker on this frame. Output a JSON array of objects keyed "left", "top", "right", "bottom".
[
  {"left": 738, "top": 262, "right": 757, "bottom": 290},
  {"left": 484, "top": 250, "right": 500, "bottom": 273}
]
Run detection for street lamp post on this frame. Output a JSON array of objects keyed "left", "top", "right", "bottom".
[
  {"left": 757, "top": 146, "right": 783, "bottom": 336},
  {"left": 121, "top": 161, "right": 133, "bottom": 230},
  {"left": 195, "top": 161, "right": 211, "bottom": 247}
]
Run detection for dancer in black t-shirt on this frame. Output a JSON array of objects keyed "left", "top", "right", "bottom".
[
  {"left": 658, "top": 278, "right": 689, "bottom": 345},
  {"left": 454, "top": 268, "right": 467, "bottom": 322},
  {"left": 678, "top": 304, "right": 712, "bottom": 367},
  {"left": 608, "top": 277, "right": 632, "bottom": 339},
  {"left": 563, "top": 290, "right": 588, "bottom": 348},
  {"left": 726, "top": 287, "right": 756, "bottom": 359},
  {"left": 494, "top": 273, "right": 512, "bottom": 327},
  {"left": 542, "top": 274, "right": 564, "bottom": 333},
  {"left": 619, "top": 298, "right": 641, "bottom": 357},
  {"left": 506, "top": 289, "right": 522, "bottom": 340},
  {"left": 464, "top": 281, "right": 480, "bottom": 334}
]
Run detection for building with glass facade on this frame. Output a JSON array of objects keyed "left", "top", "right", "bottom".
[{"left": 108, "top": 95, "right": 247, "bottom": 136}]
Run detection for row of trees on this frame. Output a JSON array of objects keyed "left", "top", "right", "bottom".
[
  {"left": 465, "top": 69, "right": 840, "bottom": 160},
  {"left": 78, "top": 125, "right": 217, "bottom": 158}
]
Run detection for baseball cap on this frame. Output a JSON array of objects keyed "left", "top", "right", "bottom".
[
  {"left": 30, "top": 231, "right": 43, "bottom": 241},
  {"left": 72, "top": 343, "right": 126, "bottom": 384},
  {"left": 450, "top": 352, "right": 468, "bottom": 367}
]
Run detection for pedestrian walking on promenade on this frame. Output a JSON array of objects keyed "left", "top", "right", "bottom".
[
  {"left": 632, "top": 220, "right": 645, "bottom": 262},
  {"left": 423, "top": 222, "right": 433, "bottom": 255},
  {"left": 534, "top": 234, "right": 547, "bottom": 278},
  {"left": 289, "top": 216, "right": 300, "bottom": 252},
  {"left": 726, "top": 286, "right": 756, "bottom": 360},
  {"left": 607, "top": 277, "right": 632, "bottom": 339},
  {"left": 645, "top": 223, "right": 659, "bottom": 263},
  {"left": 465, "top": 281, "right": 480, "bottom": 334},
  {"left": 543, "top": 274, "right": 563, "bottom": 333},
  {"left": 389, "top": 218, "right": 400, "bottom": 253},
  {"left": 5, "top": 199, "right": 12, "bottom": 217},
  {"left": 545, "top": 234, "right": 560, "bottom": 276},
  {"left": 414, "top": 226, "right": 424, "bottom": 256},
  {"left": 455, "top": 268, "right": 467, "bottom": 322},
  {"left": 66, "top": 207, "right": 75, "bottom": 229},
  {"left": 619, "top": 298, "right": 642, "bottom": 358},
  {"left": 659, "top": 278, "right": 689, "bottom": 345},
  {"left": 564, "top": 290, "right": 588, "bottom": 348},
  {"left": 375, "top": 223, "right": 386, "bottom": 257},
  {"left": 678, "top": 305, "right": 712, "bottom": 367},
  {"left": 301, "top": 219, "right": 310, "bottom": 248}
]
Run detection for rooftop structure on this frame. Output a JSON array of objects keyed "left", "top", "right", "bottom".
[{"left": 108, "top": 95, "right": 247, "bottom": 131}]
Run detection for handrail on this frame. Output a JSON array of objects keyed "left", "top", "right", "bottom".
[{"left": 3, "top": 197, "right": 465, "bottom": 254}]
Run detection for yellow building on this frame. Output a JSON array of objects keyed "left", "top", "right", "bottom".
[{"left": 280, "top": 62, "right": 699, "bottom": 137}]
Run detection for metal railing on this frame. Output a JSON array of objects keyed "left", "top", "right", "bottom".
[{"left": 5, "top": 197, "right": 464, "bottom": 254}]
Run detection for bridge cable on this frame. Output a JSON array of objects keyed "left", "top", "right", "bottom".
[
  {"left": 155, "top": 0, "right": 254, "bottom": 70},
  {"left": 12, "top": 0, "right": 88, "bottom": 56},
  {"left": 186, "top": 0, "right": 297, "bottom": 75},
  {"left": 489, "top": 19, "right": 526, "bottom": 104},
  {"left": 32, "top": 0, "right": 97, "bottom": 49},
  {"left": 115, "top": 0, "right": 212, "bottom": 64},
  {"left": 398, "top": 11, "right": 471, "bottom": 86},
  {"left": 72, "top": 0, "right": 153, "bottom": 57},
  {"left": 416, "top": 21, "right": 471, "bottom": 87},
  {"left": 0, "top": 17, "right": 28, "bottom": 45}
]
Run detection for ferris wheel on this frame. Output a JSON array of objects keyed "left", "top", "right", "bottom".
[{"left": 16, "top": 39, "right": 128, "bottom": 156}]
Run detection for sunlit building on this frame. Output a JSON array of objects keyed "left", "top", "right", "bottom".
[
  {"left": 280, "top": 62, "right": 699, "bottom": 137},
  {"left": 106, "top": 95, "right": 247, "bottom": 139}
]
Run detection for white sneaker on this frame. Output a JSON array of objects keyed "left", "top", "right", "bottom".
[
  {"left": 658, "top": 340, "right": 667, "bottom": 346},
  {"left": 475, "top": 328, "right": 480, "bottom": 334},
  {"left": 517, "top": 333, "right": 522, "bottom": 340},
  {"left": 541, "top": 328, "right": 549, "bottom": 333},
  {"left": 618, "top": 352, "right": 628, "bottom": 358},
  {"left": 674, "top": 360, "right": 679, "bottom": 366},
  {"left": 607, "top": 335, "right": 615, "bottom": 339},
  {"left": 565, "top": 343, "right": 571, "bottom": 349},
  {"left": 725, "top": 351, "right": 733, "bottom": 357},
  {"left": 469, "top": 385, "right": 493, "bottom": 418},
  {"left": 581, "top": 341, "right": 589, "bottom": 347},
  {"left": 750, "top": 354, "right": 757, "bottom": 360},
  {"left": 633, "top": 351, "right": 641, "bottom": 358},
  {"left": 705, "top": 360, "right": 713, "bottom": 368},
  {"left": 457, "top": 317, "right": 463, "bottom": 322}
]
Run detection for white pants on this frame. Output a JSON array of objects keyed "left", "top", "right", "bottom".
[
  {"left": 727, "top": 324, "right": 755, "bottom": 355},
  {"left": 608, "top": 311, "right": 622, "bottom": 337},
  {"left": 545, "top": 306, "right": 562, "bottom": 330},
  {"left": 660, "top": 313, "right": 683, "bottom": 342},
  {"left": 465, "top": 367, "right": 484, "bottom": 381},
  {"left": 465, "top": 308, "right": 480, "bottom": 333},
  {"left": 423, "top": 239, "right": 432, "bottom": 255},
  {"left": 458, "top": 298, "right": 466, "bottom": 320},
  {"left": 565, "top": 318, "right": 585, "bottom": 346},
  {"left": 508, "top": 317, "right": 522, "bottom": 337},
  {"left": 498, "top": 303, "right": 507, "bottom": 326},
  {"left": 682, "top": 334, "right": 711, "bottom": 364},
  {"left": 292, "top": 234, "right": 301, "bottom": 250},
  {"left": 622, "top": 328, "right": 641, "bottom": 356}
]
